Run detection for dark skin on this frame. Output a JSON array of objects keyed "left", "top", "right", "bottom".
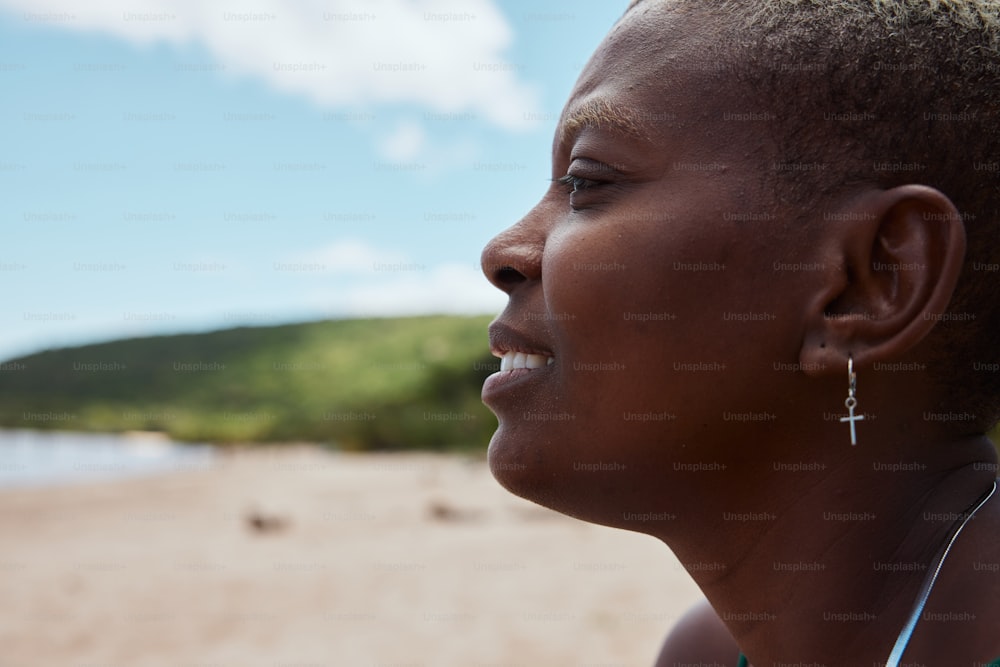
[{"left": 480, "top": 3, "right": 1000, "bottom": 666}]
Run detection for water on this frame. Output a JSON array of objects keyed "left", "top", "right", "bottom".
[{"left": 0, "top": 429, "right": 215, "bottom": 488}]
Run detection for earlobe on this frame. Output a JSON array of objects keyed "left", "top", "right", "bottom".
[{"left": 799, "top": 185, "right": 967, "bottom": 375}]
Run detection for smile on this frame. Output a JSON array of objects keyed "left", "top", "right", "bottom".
[{"left": 494, "top": 350, "right": 555, "bottom": 371}]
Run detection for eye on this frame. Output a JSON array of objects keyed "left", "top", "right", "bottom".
[{"left": 555, "top": 173, "right": 601, "bottom": 194}]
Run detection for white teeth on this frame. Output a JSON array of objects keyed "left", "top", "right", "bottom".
[
  {"left": 525, "top": 354, "right": 547, "bottom": 369},
  {"left": 494, "top": 351, "right": 554, "bottom": 371}
]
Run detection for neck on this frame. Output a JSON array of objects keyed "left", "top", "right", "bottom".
[{"left": 656, "top": 431, "right": 998, "bottom": 665}]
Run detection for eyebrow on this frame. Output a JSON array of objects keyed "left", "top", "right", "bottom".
[{"left": 559, "top": 98, "right": 651, "bottom": 144}]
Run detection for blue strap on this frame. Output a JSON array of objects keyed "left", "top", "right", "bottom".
[{"left": 739, "top": 651, "right": 999, "bottom": 665}]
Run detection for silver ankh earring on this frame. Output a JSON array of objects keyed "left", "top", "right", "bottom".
[{"left": 840, "top": 356, "right": 864, "bottom": 446}]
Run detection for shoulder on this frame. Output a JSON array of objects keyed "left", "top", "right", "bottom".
[
  {"left": 654, "top": 598, "right": 744, "bottom": 667},
  {"left": 906, "top": 493, "right": 1000, "bottom": 663}
]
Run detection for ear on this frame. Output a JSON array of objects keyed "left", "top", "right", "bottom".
[{"left": 799, "top": 185, "right": 966, "bottom": 374}]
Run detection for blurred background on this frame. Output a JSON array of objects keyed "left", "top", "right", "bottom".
[
  {"left": 0, "top": 0, "right": 628, "bottom": 451},
  {"left": 0, "top": 1, "right": 704, "bottom": 665}
]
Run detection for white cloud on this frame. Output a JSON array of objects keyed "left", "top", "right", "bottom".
[
  {"left": 0, "top": 239, "right": 504, "bottom": 360},
  {"left": 333, "top": 262, "right": 506, "bottom": 315},
  {"left": 2, "top": 0, "right": 539, "bottom": 131},
  {"left": 293, "top": 238, "right": 407, "bottom": 273},
  {"left": 286, "top": 239, "right": 505, "bottom": 315},
  {"left": 377, "top": 119, "right": 426, "bottom": 162}
]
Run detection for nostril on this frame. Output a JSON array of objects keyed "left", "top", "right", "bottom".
[{"left": 496, "top": 266, "right": 526, "bottom": 286}]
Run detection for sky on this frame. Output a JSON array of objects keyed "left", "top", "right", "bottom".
[{"left": 0, "top": 0, "right": 627, "bottom": 361}]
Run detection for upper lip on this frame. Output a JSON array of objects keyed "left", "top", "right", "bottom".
[{"left": 488, "top": 320, "right": 554, "bottom": 357}]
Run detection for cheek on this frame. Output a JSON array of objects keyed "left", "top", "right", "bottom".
[
  {"left": 540, "top": 227, "right": 681, "bottom": 428},
  {"left": 541, "top": 212, "right": 758, "bottom": 416},
  {"left": 544, "top": 219, "right": 672, "bottom": 322},
  {"left": 543, "top": 217, "right": 690, "bottom": 369}
]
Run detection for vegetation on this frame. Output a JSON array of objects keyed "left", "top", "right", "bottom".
[
  {"left": 3, "top": 314, "right": 997, "bottom": 455},
  {"left": 0, "top": 315, "right": 498, "bottom": 451}
]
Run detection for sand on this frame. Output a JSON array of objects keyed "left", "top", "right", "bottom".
[{"left": 0, "top": 446, "right": 703, "bottom": 667}]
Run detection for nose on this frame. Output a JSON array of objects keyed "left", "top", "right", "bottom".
[{"left": 480, "top": 214, "right": 545, "bottom": 294}]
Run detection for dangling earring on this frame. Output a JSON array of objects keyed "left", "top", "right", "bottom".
[{"left": 839, "top": 356, "right": 864, "bottom": 446}]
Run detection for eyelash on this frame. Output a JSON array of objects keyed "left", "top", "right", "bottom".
[{"left": 555, "top": 173, "right": 600, "bottom": 194}]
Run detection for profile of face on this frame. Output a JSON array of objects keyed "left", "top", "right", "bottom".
[{"left": 479, "top": 4, "right": 867, "bottom": 531}]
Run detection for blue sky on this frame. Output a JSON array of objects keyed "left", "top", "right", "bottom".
[{"left": 0, "top": 1, "right": 627, "bottom": 361}]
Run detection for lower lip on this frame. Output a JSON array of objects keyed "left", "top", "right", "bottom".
[{"left": 482, "top": 366, "right": 551, "bottom": 405}]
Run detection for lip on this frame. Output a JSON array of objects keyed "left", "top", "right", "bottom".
[
  {"left": 482, "top": 366, "right": 550, "bottom": 405},
  {"left": 487, "top": 320, "right": 554, "bottom": 358},
  {"left": 482, "top": 320, "right": 555, "bottom": 407}
]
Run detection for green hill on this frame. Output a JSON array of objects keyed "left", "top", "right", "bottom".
[
  {"left": 0, "top": 315, "right": 498, "bottom": 451},
  {"left": 4, "top": 315, "right": 997, "bottom": 456}
]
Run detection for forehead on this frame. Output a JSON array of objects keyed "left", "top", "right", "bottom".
[{"left": 557, "top": 4, "right": 718, "bottom": 146}]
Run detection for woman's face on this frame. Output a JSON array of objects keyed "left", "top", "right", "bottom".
[{"left": 480, "top": 5, "right": 825, "bottom": 529}]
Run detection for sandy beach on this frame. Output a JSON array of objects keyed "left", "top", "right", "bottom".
[{"left": 0, "top": 445, "right": 702, "bottom": 667}]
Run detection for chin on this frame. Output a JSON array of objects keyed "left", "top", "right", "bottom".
[
  {"left": 486, "top": 425, "right": 661, "bottom": 533},
  {"left": 486, "top": 426, "right": 546, "bottom": 496},
  {"left": 486, "top": 423, "right": 587, "bottom": 518}
]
